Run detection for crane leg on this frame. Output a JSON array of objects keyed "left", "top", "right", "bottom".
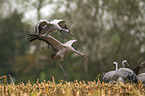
[{"left": 60, "top": 61, "right": 69, "bottom": 79}]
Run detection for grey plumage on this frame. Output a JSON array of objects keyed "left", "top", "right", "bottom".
[
  {"left": 117, "top": 60, "right": 129, "bottom": 83},
  {"left": 101, "top": 62, "right": 119, "bottom": 83},
  {"left": 35, "top": 19, "right": 73, "bottom": 35},
  {"left": 117, "top": 60, "right": 138, "bottom": 83},
  {"left": 137, "top": 73, "right": 145, "bottom": 84},
  {"left": 27, "top": 34, "right": 87, "bottom": 78}
]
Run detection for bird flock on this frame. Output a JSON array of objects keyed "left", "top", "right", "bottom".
[
  {"left": 27, "top": 19, "right": 87, "bottom": 79},
  {"left": 101, "top": 60, "right": 145, "bottom": 85},
  {"left": 27, "top": 19, "right": 145, "bottom": 85}
]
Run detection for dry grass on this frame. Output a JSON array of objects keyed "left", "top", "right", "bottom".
[{"left": 0, "top": 76, "right": 145, "bottom": 96}]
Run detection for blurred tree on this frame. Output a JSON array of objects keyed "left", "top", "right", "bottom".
[
  {"left": 0, "top": 0, "right": 145, "bottom": 83},
  {"left": 32, "top": 0, "right": 53, "bottom": 20},
  {"left": 46, "top": 0, "right": 145, "bottom": 81},
  {"left": 103, "top": 0, "right": 145, "bottom": 69},
  {"left": 0, "top": 10, "right": 30, "bottom": 80}
]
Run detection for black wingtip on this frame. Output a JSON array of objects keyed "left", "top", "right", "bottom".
[{"left": 27, "top": 34, "right": 39, "bottom": 42}]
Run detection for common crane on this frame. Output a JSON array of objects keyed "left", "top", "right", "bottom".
[
  {"left": 27, "top": 34, "right": 87, "bottom": 78},
  {"left": 35, "top": 19, "right": 73, "bottom": 35},
  {"left": 101, "top": 62, "right": 119, "bottom": 83}
]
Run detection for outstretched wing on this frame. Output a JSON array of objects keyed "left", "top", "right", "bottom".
[
  {"left": 27, "top": 34, "right": 63, "bottom": 50},
  {"left": 40, "top": 35, "right": 64, "bottom": 50},
  {"left": 57, "top": 21, "right": 74, "bottom": 35}
]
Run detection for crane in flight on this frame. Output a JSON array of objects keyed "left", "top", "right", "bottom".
[
  {"left": 35, "top": 19, "right": 73, "bottom": 36},
  {"left": 27, "top": 34, "right": 87, "bottom": 78},
  {"left": 35, "top": 19, "right": 73, "bottom": 49}
]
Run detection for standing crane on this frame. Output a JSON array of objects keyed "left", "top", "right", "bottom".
[
  {"left": 116, "top": 60, "right": 138, "bottom": 83},
  {"left": 117, "top": 60, "right": 129, "bottom": 82},
  {"left": 27, "top": 34, "right": 87, "bottom": 78},
  {"left": 101, "top": 62, "right": 119, "bottom": 83}
]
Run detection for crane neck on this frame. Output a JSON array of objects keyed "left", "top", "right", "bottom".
[
  {"left": 116, "top": 63, "right": 118, "bottom": 71},
  {"left": 113, "top": 62, "right": 118, "bottom": 71},
  {"left": 64, "top": 40, "right": 77, "bottom": 46},
  {"left": 122, "top": 62, "right": 125, "bottom": 68}
]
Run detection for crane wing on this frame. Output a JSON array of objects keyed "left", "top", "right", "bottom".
[
  {"left": 27, "top": 34, "right": 63, "bottom": 50},
  {"left": 39, "top": 35, "right": 64, "bottom": 50},
  {"left": 140, "top": 61, "right": 145, "bottom": 69},
  {"left": 133, "top": 61, "right": 145, "bottom": 75},
  {"left": 39, "top": 23, "right": 55, "bottom": 34},
  {"left": 35, "top": 20, "right": 55, "bottom": 34},
  {"left": 133, "top": 66, "right": 140, "bottom": 75}
]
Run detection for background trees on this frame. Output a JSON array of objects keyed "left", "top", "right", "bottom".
[{"left": 0, "top": 0, "right": 145, "bottom": 83}]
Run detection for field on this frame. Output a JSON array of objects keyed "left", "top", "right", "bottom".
[{"left": 0, "top": 76, "right": 145, "bottom": 96}]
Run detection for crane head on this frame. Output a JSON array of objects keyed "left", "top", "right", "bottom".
[
  {"left": 80, "top": 52, "right": 88, "bottom": 60},
  {"left": 122, "top": 60, "right": 129, "bottom": 66},
  {"left": 113, "top": 62, "right": 117, "bottom": 66}
]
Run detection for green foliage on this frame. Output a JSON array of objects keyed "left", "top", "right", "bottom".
[{"left": 0, "top": 10, "right": 31, "bottom": 81}]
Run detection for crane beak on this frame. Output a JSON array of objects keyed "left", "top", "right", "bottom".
[
  {"left": 83, "top": 55, "right": 88, "bottom": 60},
  {"left": 80, "top": 53, "right": 88, "bottom": 60},
  {"left": 70, "top": 31, "right": 74, "bottom": 35},
  {"left": 126, "top": 63, "right": 129, "bottom": 66}
]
